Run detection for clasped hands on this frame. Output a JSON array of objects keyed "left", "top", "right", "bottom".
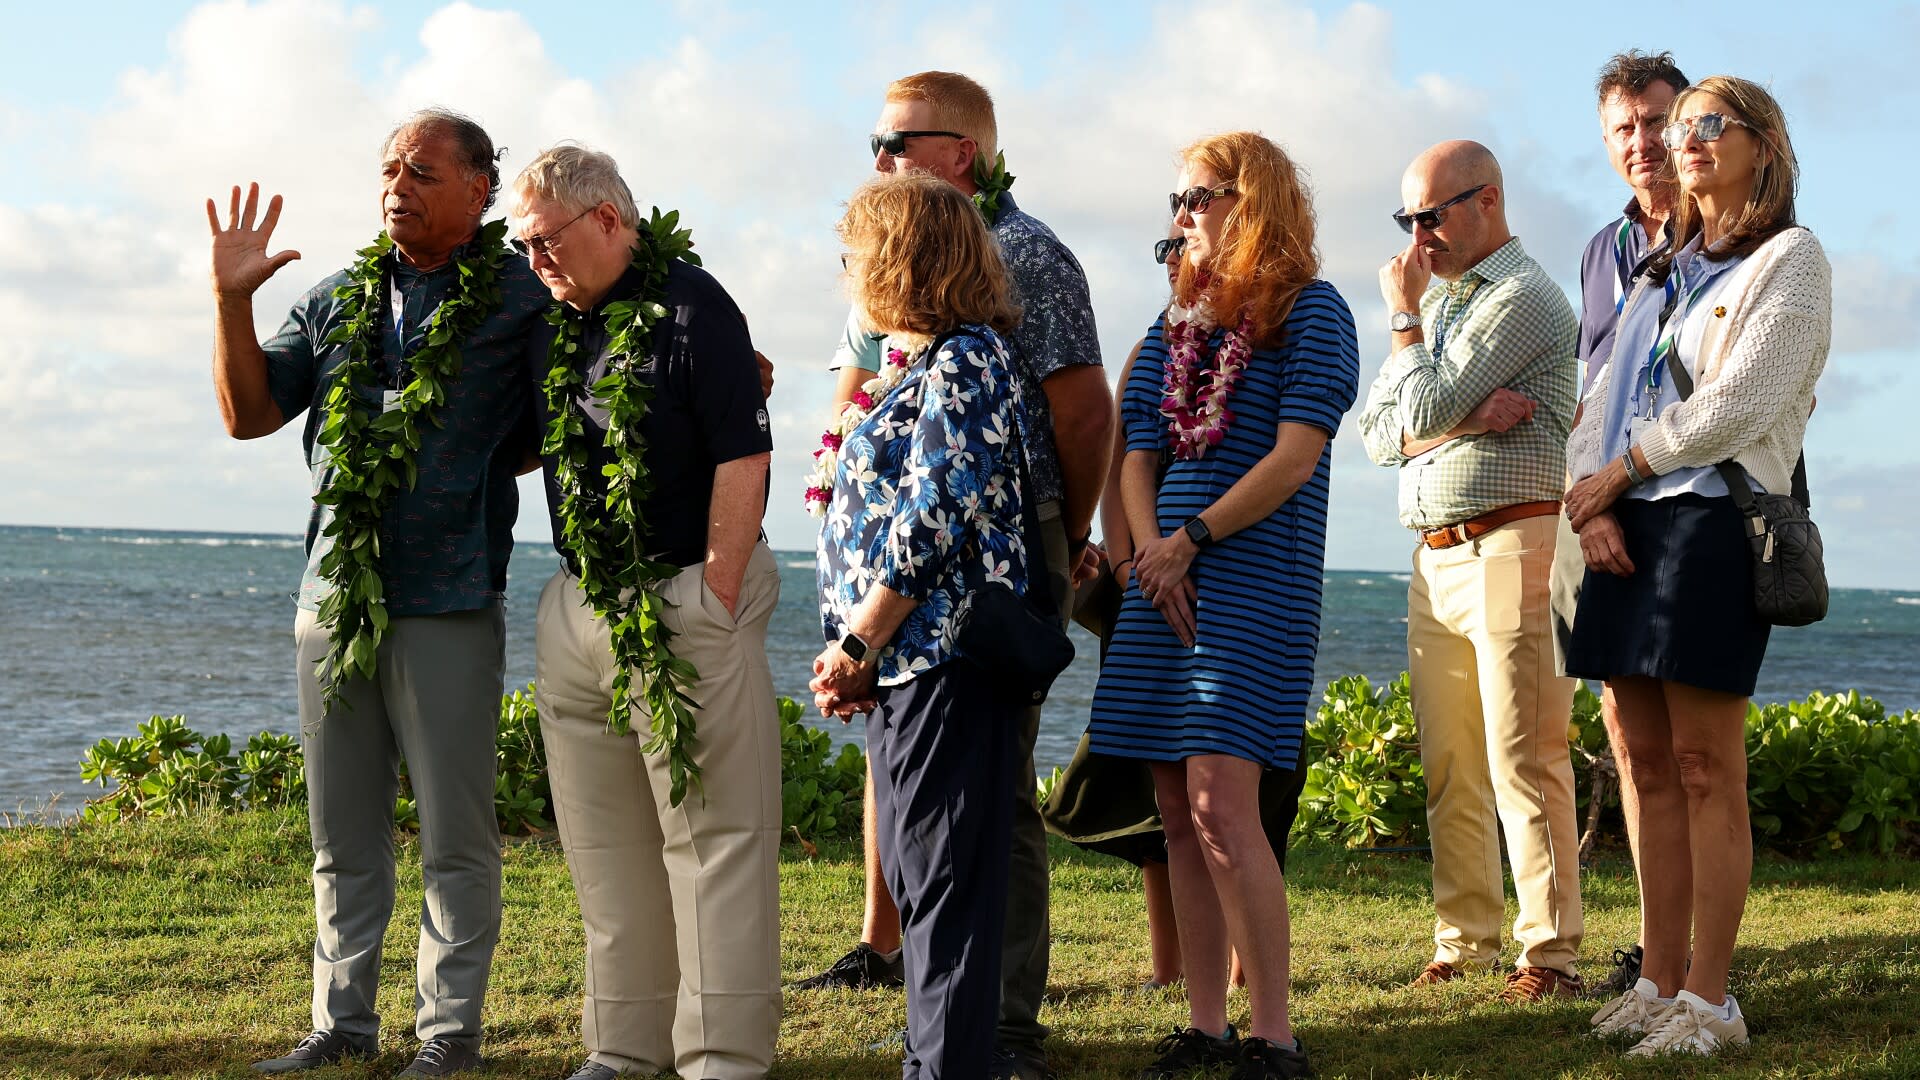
[
  {"left": 810, "top": 640, "right": 877, "bottom": 722},
  {"left": 1565, "top": 460, "right": 1637, "bottom": 579},
  {"left": 1133, "top": 530, "right": 1199, "bottom": 648}
]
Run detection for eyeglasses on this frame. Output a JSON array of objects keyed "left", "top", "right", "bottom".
[
  {"left": 1154, "top": 237, "right": 1186, "bottom": 265},
  {"left": 1169, "top": 184, "right": 1236, "bottom": 217},
  {"left": 1661, "top": 112, "right": 1755, "bottom": 150},
  {"left": 1392, "top": 185, "right": 1487, "bottom": 234},
  {"left": 869, "top": 129, "right": 967, "bottom": 158},
  {"left": 511, "top": 207, "right": 593, "bottom": 258}
]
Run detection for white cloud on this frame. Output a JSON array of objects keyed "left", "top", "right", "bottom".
[{"left": 1, "top": 0, "right": 1913, "bottom": 592}]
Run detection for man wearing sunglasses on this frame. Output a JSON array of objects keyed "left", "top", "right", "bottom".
[
  {"left": 798, "top": 69, "right": 1107, "bottom": 1080},
  {"left": 208, "top": 109, "right": 551, "bottom": 1076},
  {"left": 1551, "top": 50, "right": 1690, "bottom": 1003},
  {"left": 1357, "top": 140, "right": 1585, "bottom": 1004}
]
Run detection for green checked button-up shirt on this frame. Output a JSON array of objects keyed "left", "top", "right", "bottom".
[{"left": 1357, "top": 237, "right": 1578, "bottom": 531}]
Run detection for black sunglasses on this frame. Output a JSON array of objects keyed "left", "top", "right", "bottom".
[
  {"left": 869, "top": 129, "right": 968, "bottom": 158},
  {"left": 1154, "top": 237, "right": 1186, "bottom": 265},
  {"left": 1392, "top": 185, "right": 1486, "bottom": 234},
  {"left": 1169, "top": 184, "right": 1236, "bottom": 217},
  {"left": 511, "top": 206, "right": 593, "bottom": 257}
]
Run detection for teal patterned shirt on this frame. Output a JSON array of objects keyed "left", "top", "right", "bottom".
[
  {"left": 262, "top": 234, "right": 551, "bottom": 615},
  {"left": 1357, "top": 237, "right": 1578, "bottom": 530}
]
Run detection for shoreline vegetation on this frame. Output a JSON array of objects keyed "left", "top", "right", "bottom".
[
  {"left": 2, "top": 812, "right": 1915, "bottom": 1078},
  {"left": 63, "top": 679, "right": 1920, "bottom": 858},
  {"left": 0, "top": 682, "right": 1913, "bottom": 1075}
]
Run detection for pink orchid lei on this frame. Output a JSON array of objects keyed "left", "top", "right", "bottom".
[
  {"left": 803, "top": 342, "right": 915, "bottom": 517},
  {"left": 1160, "top": 298, "right": 1255, "bottom": 460}
]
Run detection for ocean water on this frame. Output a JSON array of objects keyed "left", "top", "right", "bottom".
[{"left": 3, "top": 523, "right": 1917, "bottom": 817}]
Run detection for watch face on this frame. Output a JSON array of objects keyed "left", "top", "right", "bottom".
[
  {"left": 1390, "top": 311, "right": 1420, "bottom": 332},
  {"left": 840, "top": 633, "right": 867, "bottom": 662},
  {"left": 1184, "top": 518, "right": 1209, "bottom": 545}
]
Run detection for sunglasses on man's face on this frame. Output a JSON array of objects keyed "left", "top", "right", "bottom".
[
  {"left": 1154, "top": 237, "right": 1186, "bottom": 265},
  {"left": 1661, "top": 112, "right": 1755, "bottom": 151},
  {"left": 1392, "top": 185, "right": 1487, "bottom": 234},
  {"left": 869, "top": 129, "right": 967, "bottom": 158},
  {"left": 1169, "top": 184, "right": 1236, "bottom": 217},
  {"left": 511, "top": 206, "right": 593, "bottom": 258}
]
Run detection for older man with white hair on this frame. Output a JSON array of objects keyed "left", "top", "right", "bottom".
[{"left": 511, "top": 142, "right": 780, "bottom": 1080}]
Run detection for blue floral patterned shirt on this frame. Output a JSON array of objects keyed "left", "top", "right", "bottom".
[{"left": 816, "top": 326, "right": 1032, "bottom": 686}]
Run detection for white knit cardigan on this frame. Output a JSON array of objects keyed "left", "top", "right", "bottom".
[{"left": 1568, "top": 226, "right": 1832, "bottom": 496}]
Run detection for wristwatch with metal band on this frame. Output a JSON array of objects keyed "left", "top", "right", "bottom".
[{"left": 1389, "top": 311, "right": 1421, "bottom": 333}]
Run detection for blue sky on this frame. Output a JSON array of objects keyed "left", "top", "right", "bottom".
[{"left": 2, "top": 0, "right": 1915, "bottom": 587}]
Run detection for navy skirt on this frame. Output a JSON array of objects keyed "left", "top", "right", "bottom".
[{"left": 1566, "top": 493, "right": 1771, "bottom": 696}]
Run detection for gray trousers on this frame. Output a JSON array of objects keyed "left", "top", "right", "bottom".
[
  {"left": 997, "top": 503, "right": 1071, "bottom": 1062},
  {"left": 293, "top": 605, "right": 505, "bottom": 1048}
]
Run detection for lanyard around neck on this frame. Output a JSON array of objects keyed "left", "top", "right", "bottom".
[
  {"left": 1430, "top": 277, "right": 1478, "bottom": 358},
  {"left": 1641, "top": 266, "right": 1708, "bottom": 410}
]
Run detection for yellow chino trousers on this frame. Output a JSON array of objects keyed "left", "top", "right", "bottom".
[{"left": 1406, "top": 515, "right": 1583, "bottom": 972}]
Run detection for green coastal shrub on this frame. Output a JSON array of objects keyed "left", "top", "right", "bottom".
[
  {"left": 1294, "top": 676, "right": 1918, "bottom": 855},
  {"left": 81, "top": 687, "right": 866, "bottom": 843}
]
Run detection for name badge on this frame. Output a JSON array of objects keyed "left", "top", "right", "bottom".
[
  {"left": 382, "top": 390, "right": 403, "bottom": 414},
  {"left": 1629, "top": 414, "right": 1657, "bottom": 445}
]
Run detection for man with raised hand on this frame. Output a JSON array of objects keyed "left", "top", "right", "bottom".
[
  {"left": 1553, "top": 49, "right": 1689, "bottom": 1000},
  {"left": 793, "top": 69, "right": 1108, "bottom": 1080},
  {"left": 208, "top": 108, "right": 549, "bottom": 1076},
  {"left": 512, "top": 142, "right": 780, "bottom": 1080},
  {"left": 1357, "top": 140, "right": 1585, "bottom": 1004}
]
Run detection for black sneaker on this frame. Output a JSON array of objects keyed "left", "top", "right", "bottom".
[
  {"left": 395, "top": 1037, "right": 483, "bottom": 1077},
  {"left": 1588, "top": 945, "right": 1644, "bottom": 998},
  {"left": 788, "top": 942, "right": 905, "bottom": 990},
  {"left": 989, "top": 1046, "right": 1055, "bottom": 1080},
  {"left": 252, "top": 1030, "right": 375, "bottom": 1074},
  {"left": 1231, "top": 1036, "right": 1313, "bottom": 1079},
  {"left": 1139, "top": 1025, "right": 1239, "bottom": 1079}
]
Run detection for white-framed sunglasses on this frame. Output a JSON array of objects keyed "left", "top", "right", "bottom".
[{"left": 1661, "top": 112, "right": 1756, "bottom": 151}]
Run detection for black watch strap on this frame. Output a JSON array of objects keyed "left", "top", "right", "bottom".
[{"left": 1183, "top": 517, "right": 1213, "bottom": 547}]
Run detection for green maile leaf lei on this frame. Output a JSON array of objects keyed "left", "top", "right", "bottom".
[
  {"left": 311, "top": 218, "right": 510, "bottom": 705},
  {"left": 541, "top": 208, "right": 707, "bottom": 807},
  {"left": 972, "top": 150, "right": 1015, "bottom": 222}
]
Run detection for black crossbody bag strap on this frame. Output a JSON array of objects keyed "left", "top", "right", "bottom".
[{"left": 1663, "top": 310, "right": 1811, "bottom": 510}]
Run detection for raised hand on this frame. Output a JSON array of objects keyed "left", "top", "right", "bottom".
[{"left": 207, "top": 183, "right": 300, "bottom": 299}]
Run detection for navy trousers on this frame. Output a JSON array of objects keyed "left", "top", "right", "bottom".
[{"left": 867, "top": 660, "right": 1017, "bottom": 1080}]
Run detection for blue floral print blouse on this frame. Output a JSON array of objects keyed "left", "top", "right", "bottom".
[{"left": 817, "top": 325, "right": 1032, "bottom": 686}]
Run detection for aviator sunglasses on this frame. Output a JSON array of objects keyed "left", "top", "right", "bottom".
[
  {"left": 1154, "top": 237, "right": 1186, "bottom": 265},
  {"left": 1661, "top": 111, "right": 1756, "bottom": 150},
  {"left": 1169, "top": 183, "right": 1236, "bottom": 217},
  {"left": 869, "top": 129, "right": 967, "bottom": 157},
  {"left": 1392, "top": 185, "right": 1486, "bottom": 234}
]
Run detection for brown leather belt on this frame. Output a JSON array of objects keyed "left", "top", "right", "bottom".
[{"left": 1419, "top": 500, "right": 1561, "bottom": 550}]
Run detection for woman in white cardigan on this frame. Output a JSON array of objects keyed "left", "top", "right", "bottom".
[{"left": 1560, "top": 74, "right": 1831, "bottom": 1058}]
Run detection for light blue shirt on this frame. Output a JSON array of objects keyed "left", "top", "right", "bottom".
[{"left": 1603, "top": 238, "right": 1761, "bottom": 500}]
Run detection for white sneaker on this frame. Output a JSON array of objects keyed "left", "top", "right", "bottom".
[
  {"left": 1590, "top": 978, "right": 1671, "bottom": 1039},
  {"left": 1626, "top": 990, "right": 1750, "bottom": 1057}
]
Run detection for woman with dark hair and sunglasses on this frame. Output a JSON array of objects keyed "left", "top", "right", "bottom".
[
  {"left": 1085, "top": 133, "right": 1359, "bottom": 1080},
  {"left": 1563, "top": 75, "right": 1831, "bottom": 1057}
]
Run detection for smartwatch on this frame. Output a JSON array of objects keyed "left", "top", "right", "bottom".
[
  {"left": 1182, "top": 516, "right": 1213, "bottom": 547},
  {"left": 838, "top": 630, "right": 872, "bottom": 664},
  {"left": 1389, "top": 311, "right": 1422, "bottom": 333}
]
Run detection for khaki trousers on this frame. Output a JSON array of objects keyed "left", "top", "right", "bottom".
[
  {"left": 535, "top": 543, "right": 783, "bottom": 1080},
  {"left": 1406, "top": 515, "right": 1583, "bottom": 972}
]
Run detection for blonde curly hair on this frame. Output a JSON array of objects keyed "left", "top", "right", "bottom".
[{"left": 838, "top": 172, "right": 1020, "bottom": 347}]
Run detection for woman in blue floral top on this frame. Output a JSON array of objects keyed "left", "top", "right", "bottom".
[{"left": 809, "top": 172, "right": 1031, "bottom": 1080}]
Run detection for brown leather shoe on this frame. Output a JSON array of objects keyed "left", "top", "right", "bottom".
[
  {"left": 1499, "top": 966, "right": 1584, "bottom": 1002},
  {"left": 1410, "top": 960, "right": 1463, "bottom": 987}
]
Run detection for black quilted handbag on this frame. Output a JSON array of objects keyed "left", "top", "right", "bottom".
[{"left": 1714, "top": 461, "right": 1828, "bottom": 627}]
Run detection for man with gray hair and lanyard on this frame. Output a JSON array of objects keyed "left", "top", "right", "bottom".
[
  {"left": 1553, "top": 49, "right": 1689, "bottom": 1000},
  {"left": 208, "top": 108, "right": 549, "bottom": 1076}
]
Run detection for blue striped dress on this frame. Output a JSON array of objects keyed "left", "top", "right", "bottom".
[{"left": 1087, "top": 281, "right": 1360, "bottom": 770}]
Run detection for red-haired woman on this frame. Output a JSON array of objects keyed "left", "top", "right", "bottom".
[{"left": 1087, "top": 132, "right": 1359, "bottom": 1080}]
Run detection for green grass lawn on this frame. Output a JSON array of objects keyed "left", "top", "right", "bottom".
[{"left": 1, "top": 810, "right": 1915, "bottom": 1078}]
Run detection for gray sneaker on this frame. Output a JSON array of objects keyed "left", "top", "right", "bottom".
[
  {"left": 252, "top": 1030, "right": 375, "bottom": 1073},
  {"left": 395, "top": 1037, "right": 483, "bottom": 1077},
  {"left": 561, "top": 1062, "right": 624, "bottom": 1080}
]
